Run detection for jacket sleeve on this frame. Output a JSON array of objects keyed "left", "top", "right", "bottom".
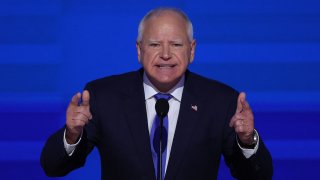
[
  {"left": 40, "top": 127, "right": 95, "bottom": 176},
  {"left": 222, "top": 91, "right": 273, "bottom": 180},
  {"left": 40, "top": 83, "right": 99, "bottom": 177}
]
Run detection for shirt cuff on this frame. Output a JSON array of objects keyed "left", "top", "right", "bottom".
[
  {"left": 237, "top": 129, "right": 259, "bottom": 158},
  {"left": 63, "top": 129, "right": 82, "bottom": 156}
]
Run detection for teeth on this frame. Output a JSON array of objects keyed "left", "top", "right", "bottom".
[{"left": 158, "top": 65, "right": 173, "bottom": 68}]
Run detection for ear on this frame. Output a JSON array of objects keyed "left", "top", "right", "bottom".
[
  {"left": 136, "top": 42, "right": 142, "bottom": 63},
  {"left": 189, "top": 39, "right": 196, "bottom": 63}
]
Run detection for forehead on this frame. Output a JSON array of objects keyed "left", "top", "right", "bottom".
[{"left": 142, "top": 11, "right": 188, "bottom": 39}]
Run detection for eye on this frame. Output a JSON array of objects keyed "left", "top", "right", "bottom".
[
  {"left": 172, "top": 43, "right": 183, "bottom": 47},
  {"left": 149, "top": 43, "right": 160, "bottom": 47}
]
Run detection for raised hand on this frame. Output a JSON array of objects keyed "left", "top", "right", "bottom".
[
  {"left": 229, "top": 92, "right": 255, "bottom": 145},
  {"left": 65, "top": 90, "right": 92, "bottom": 144}
]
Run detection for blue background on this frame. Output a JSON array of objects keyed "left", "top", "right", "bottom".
[{"left": 1, "top": 0, "right": 320, "bottom": 179}]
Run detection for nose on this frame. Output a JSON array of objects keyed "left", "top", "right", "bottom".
[{"left": 160, "top": 44, "right": 171, "bottom": 60}]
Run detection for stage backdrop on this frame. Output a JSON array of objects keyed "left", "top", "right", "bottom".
[{"left": 0, "top": 0, "right": 320, "bottom": 179}]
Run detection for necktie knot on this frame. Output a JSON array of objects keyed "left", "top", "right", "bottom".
[{"left": 154, "top": 93, "right": 172, "bottom": 101}]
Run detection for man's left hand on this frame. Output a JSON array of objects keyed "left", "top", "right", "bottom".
[{"left": 229, "top": 92, "right": 255, "bottom": 145}]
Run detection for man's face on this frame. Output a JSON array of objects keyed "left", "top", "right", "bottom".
[{"left": 136, "top": 11, "right": 196, "bottom": 92}]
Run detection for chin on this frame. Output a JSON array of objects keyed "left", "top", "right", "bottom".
[
  {"left": 156, "top": 76, "right": 177, "bottom": 84},
  {"left": 159, "top": 78, "right": 180, "bottom": 87}
]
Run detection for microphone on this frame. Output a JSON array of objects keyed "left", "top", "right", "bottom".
[
  {"left": 155, "top": 98, "right": 169, "bottom": 118},
  {"left": 155, "top": 98, "right": 169, "bottom": 180}
]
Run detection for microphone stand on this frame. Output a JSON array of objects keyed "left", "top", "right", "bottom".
[
  {"left": 158, "top": 115, "right": 164, "bottom": 180},
  {"left": 155, "top": 98, "right": 169, "bottom": 180}
]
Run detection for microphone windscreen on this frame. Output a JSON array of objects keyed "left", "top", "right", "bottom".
[{"left": 155, "top": 98, "right": 169, "bottom": 118}]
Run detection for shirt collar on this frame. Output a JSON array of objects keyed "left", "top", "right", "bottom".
[{"left": 143, "top": 73, "right": 184, "bottom": 102}]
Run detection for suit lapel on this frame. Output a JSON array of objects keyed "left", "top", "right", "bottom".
[
  {"left": 123, "top": 70, "right": 155, "bottom": 180},
  {"left": 122, "top": 70, "right": 202, "bottom": 180},
  {"left": 165, "top": 72, "right": 202, "bottom": 179}
]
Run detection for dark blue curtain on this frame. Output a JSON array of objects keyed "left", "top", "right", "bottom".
[{"left": 0, "top": 0, "right": 319, "bottom": 179}]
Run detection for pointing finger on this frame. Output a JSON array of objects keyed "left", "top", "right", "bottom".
[
  {"left": 237, "top": 92, "right": 246, "bottom": 113},
  {"left": 242, "top": 99, "right": 251, "bottom": 111},
  {"left": 70, "top": 92, "right": 81, "bottom": 106},
  {"left": 240, "top": 93, "right": 252, "bottom": 112},
  {"left": 81, "top": 90, "right": 90, "bottom": 106}
]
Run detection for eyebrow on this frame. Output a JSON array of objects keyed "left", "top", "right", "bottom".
[
  {"left": 145, "top": 39, "right": 184, "bottom": 43},
  {"left": 146, "top": 39, "right": 160, "bottom": 43},
  {"left": 169, "top": 40, "right": 183, "bottom": 43}
]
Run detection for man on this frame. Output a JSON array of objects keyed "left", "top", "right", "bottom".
[{"left": 41, "top": 8, "right": 273, "bottom": 180}]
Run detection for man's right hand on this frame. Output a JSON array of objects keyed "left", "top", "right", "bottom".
[{"left": 66, "top": 90, "right": 92, "bottom": 144}]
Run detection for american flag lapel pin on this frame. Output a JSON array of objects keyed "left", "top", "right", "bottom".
[{"left": 191, "top": 104, "right": 198, "bottom": 111}]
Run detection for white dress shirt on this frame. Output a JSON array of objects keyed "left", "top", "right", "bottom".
[{"left": 143, "top": 73, "right": 184, "bottom": 173}]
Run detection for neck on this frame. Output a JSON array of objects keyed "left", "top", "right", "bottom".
[{"left": 151, "top": 79, "right": 179, "bottom": 93}]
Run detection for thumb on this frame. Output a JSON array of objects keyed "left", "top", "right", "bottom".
[
  {"left": 237, "top": 92, "right": 246, "bottom": 113},
  {"left": 81, "top": 90, "right": 90, "bottom": 106}
]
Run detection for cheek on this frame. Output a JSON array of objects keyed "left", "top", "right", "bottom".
[
  {"left": 140, "top": 53, "right": 154, "bottom": 67},
  {"left": 143, "top": 51, "right": 158, "bottom": 62},
  {"left": 176, "top": 52, "right": 191, "bottom": 64}
]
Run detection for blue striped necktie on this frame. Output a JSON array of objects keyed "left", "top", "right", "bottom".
[{"left": 150, "top": 93, "right": 172, "bottom": 180}]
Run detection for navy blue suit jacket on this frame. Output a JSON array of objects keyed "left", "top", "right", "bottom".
[{"left": 41, "top": 69, "right": 273, "bottom": 180}]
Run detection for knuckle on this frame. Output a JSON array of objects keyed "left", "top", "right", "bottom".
[{"left": 235, "top": 120, "right": 242, "bottom": 126}]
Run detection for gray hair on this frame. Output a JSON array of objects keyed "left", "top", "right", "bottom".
[{"left": 137, "top": 7, "right": 194, "bottom": 42}]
